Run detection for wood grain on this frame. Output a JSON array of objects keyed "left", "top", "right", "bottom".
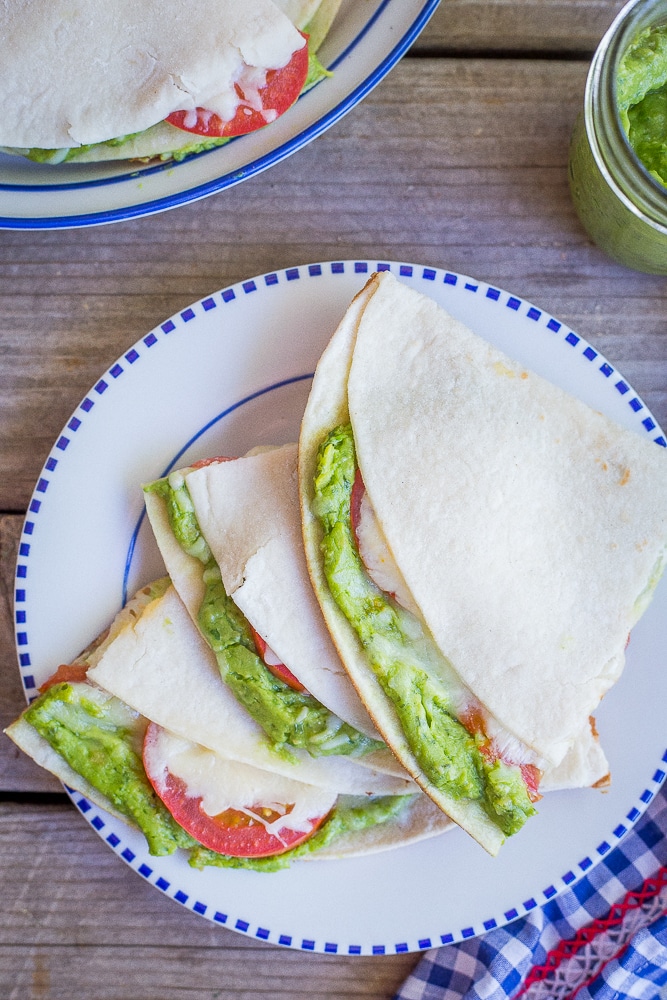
[
  {"left": 418, "top": 0, "right": 626, "bottom": 53},
  {"left": 0, "top": 807, "right": 415, "bottom": 999}
]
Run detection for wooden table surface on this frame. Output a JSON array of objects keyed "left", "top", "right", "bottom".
[{"left": 3, "top": 2, "right": 666, "bottom": 997}]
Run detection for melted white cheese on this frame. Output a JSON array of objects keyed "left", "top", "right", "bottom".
[
  {"left": 145, "top": 726, "right": 337, "bottom": 838},
  {"left": 357, "top": 492, "right": 421, "bottom": 616}
]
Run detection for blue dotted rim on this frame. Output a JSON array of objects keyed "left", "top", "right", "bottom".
[
  {"left": 14, "top": 260, "right": 667, "bottom": 954},
  {"left": 0, "top": 0, "right": 439, "bottom": 229}
]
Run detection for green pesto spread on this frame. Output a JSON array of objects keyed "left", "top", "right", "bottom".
[
  {"left": 312, "top": 425, "right": 536, "bottom": 838},
  {"left": 23, "top": 682, "right": 409, "bottom": 870},
  {"left": 617, "top": 22, "right": 667, "bottom": 185},
  {"left": 144, "top": 476, "right": 383, "bottom": 760},
  {"left": 25, "top": 682, "right": 196, "bottom": 856}
]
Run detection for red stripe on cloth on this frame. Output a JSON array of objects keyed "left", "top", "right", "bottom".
[{"left": 516, "top": 867, "right": 667, "bottom": 997}]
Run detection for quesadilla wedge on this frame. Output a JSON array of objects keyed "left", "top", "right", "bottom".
[
  {"left": 6, "top": 579, "right": 454, "bottom": 870},
  {"left": 1, "top": 0, "right": 340, "bottom": 165},
  {"left": 298, "top": 271, "right": 667, "bottom": 854},
  {"left": 143, "top": 445, "right": 408, "bottom": 779}
]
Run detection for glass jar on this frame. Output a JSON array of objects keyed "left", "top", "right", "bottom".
[{"left": 568, "top": 0, "right": 667, "bottom": 273}]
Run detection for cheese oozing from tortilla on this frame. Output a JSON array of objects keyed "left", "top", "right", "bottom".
[
  {"left": 144, "top": 725, "right": 337, "bottom": 838},
  {"left": 1, "top": 0, "right": 306, "bottom": 148}
]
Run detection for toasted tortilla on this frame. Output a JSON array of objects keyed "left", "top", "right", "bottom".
[
  {"left": 540, "top": 719, "right": 610, "bottom": 793},
  {"left": 315, "top": 791, "right": 454, "bottom": 860},
  {"left": 2, "top": 0, "right": 305, "bottom": 149},
  {"left": 298, "top": 272, "right": 667, "bottom": 852},
  {"left": 274, "top": 0, "right": 343, "bottom": 49}
]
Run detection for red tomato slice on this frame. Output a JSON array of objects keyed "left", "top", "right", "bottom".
[
  {"left": 166, "top": 35, "right": 309, "bottom": 138},
  {"left": 520, "top": 763, "right": 542, "bottom": 803},
  {"left": 350, "top": 467, "right": 365, "bottom": 545},
  {"left": 40, "top": 662, "right": 90, "bottom": 692},
  {"left": 249, "top": 625, "right": 306, "bottom": 692},
  {"left": 142, "top": 723, "right": 326, "bottom": 856}
]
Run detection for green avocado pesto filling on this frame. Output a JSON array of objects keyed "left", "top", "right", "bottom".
[
  {"left": 144, "top": 476, "right": 383, "bottom": 760},
  {"left": 24, "top": 682, "right": 197, "bottom": 856},
  {"left": 617, "top": 23, "right": 667, "bottom": 186},
  {"left": 23, "top": 681, "right": 411, "bottom": 869},
  {"left": 312, "top": 425, "right": 537, "bottom": 838}
]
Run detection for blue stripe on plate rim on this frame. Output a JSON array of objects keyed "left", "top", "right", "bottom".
[
  {"left": 14, "top": 260, "right": 667, "bottom": 954},
  {"left": 0, "top": 0, "right": 440, "bottom": 230}
]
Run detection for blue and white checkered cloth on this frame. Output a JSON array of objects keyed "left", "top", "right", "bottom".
[{"left": 396, "top": 785, "right": 667, "bottom": 1000}]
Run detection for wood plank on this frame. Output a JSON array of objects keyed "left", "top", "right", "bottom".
[
  {"left": 1, "top": 58, "right": 666, "bottom": 512},
  {"left": 0, "top": 803, "right": 417, "bottom": 998},
  {"left": 416, "top": 0, "right": 626, "bottom": 54}
]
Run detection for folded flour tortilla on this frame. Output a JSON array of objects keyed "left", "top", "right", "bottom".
[
  {"left": 298, "top": 271, "right": 667, "bottom": 852},
  {"left": 1, "top": 0, "right": 308, "bottom": 150}
]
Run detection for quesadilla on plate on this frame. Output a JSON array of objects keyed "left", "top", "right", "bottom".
[
  {"left": 6, "top": 578, "right": 453, "bottom": 870},
  {"left": 298, "top": 271, "right": 667, "bottom": 854},
  {"left": 143, "top": 444, "right": 407, "bottom": 778},
  {"left": 1, "top": 0, "right": 341, "bottom": 164}
]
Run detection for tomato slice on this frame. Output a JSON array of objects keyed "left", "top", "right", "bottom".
[
  {"left": 40, "top": 662, "right": 90, "bottom": 692},
  {"left": 520, "top": 763, "right": 542, "bottom": 802},
  {"left": 142, "top": 723, "right": 328, "bottom": 856},
  {"left": 350, "top": 467, "right": 365, "bottom": 546},
  {"left": 249, "top": 625, "right": 306, "bottom": 692},
  {"left": 166, "top": 34, "right": 309, "bottom": 139}
]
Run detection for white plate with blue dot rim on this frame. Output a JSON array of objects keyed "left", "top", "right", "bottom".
[
  {"left": 15, "top": 260, "right": 667, "bottom": 955},
  {"left": 0, "top": 0, "right": 439, "bottom": 230}
]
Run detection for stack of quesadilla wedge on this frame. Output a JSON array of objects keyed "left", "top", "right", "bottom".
[
  {"left": 143, "top": 441, "right": 610, "bottom": 796},
  {"left": 6, "top": 578, "right": 453, "bottom": 870},
  {"left": 8, "top": 271, "right": 662, "bottom": 867}
]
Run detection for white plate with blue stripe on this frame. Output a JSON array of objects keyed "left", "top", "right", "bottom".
[
  {"left": 0, "top": 0, "right": 439, "bottom": 230},
  {"left": 14, "top": 260, "right": 667, "bottom": 954}
]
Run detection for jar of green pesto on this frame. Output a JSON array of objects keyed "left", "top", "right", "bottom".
[{"left": 569, "top": 0, "right": 667, "bottom": 273}]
